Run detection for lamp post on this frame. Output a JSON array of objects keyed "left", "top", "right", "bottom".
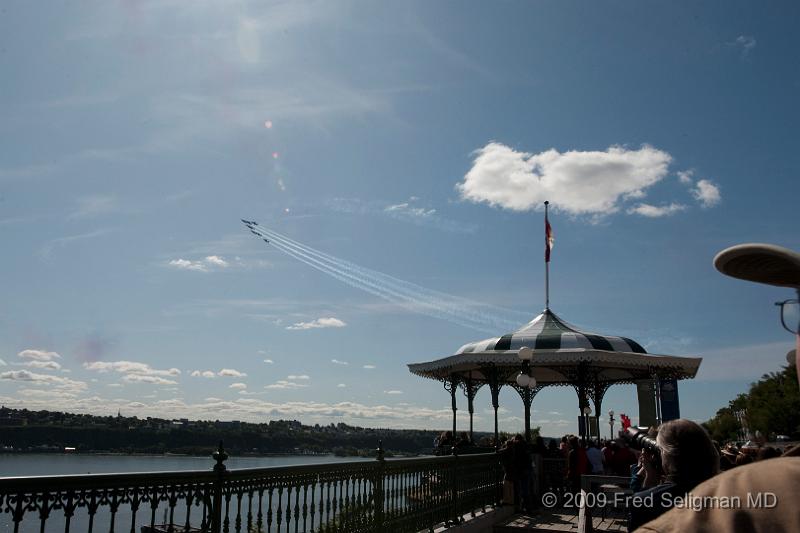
[
  {"left": 517, "top": 347, "right": 537, "bottom": 442},
  {"left": 608, "top": 410, "right": 615, "bottom": 439},
  {"left": 582, "top": 405, "right": 592, "bottom": 440}
]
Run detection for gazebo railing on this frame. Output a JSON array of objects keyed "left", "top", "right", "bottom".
[{"left": 0, "top": 444, "right": 503, "bottom": 533}]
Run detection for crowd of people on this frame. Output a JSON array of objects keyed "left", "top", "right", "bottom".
[
  {"left": 433, "top": 430, "right": 475, "bottom": 450},
  {"left": 498, "top": 434, "right": 535, "bottom": 513}
]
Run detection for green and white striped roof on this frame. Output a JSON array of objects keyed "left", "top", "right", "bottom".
[
  {"left": 456, "top": 309, "right": 646, "bottom": 355},
  {"left": 408, "top": 309, "right": 702, "bottom": 384}
]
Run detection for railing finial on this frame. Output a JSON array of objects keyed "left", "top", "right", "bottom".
[
  {"left": 213, "top": 440, "right": 228, "bottom": 472},
  {"left": 375, "top": 439, "right": 385, "bottom": 462}
]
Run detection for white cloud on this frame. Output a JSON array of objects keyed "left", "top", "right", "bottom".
[
  {"left": 0, "top": 359, "right": 6, "bottom": 366},
  {"left": 733, "top": 35, "right": 756, "bottom": 57},
  {"left": 218, "top": 368, "right": 247, "bottom": 378},
  {"left": 327, "top": 197, "right": 475, "bottom": 233},
  {"left": 167, "top": 255, "right": 230, "bottom": 273},
  {"left": 21, "top": 360, "right": 62, "bottom": 371},
  {"left": 84, "top": 361, "right": 181, "bottom": 377},
  {"left": 192, "top": 368, "right": 248, "bottom": 378},
  {"left": 0, "top": 370, "right": 88, "bottom": 391},
  {"left": 122, "top": 374, "right": 178, "bottom": 386},
  {"left": 676, "top": 170, "right": 722, "bottom": 208},
  {"left": 168, "top": 259, "right": 208, "bottom": 272},
  {"left": 627, "top": 203, "right": 687, "bottom": 218},
  {"left": 287, "top": 374, "right": 310, "bottom": 380},
  {"left": 229, "top": 382, "right": 247, "bottom": 390},
  {"left": 263, "top": 359, "right": 274, "bottom": 364},
  {"left": 458, "top": 142, "right": 673, "bottom": 217},
  {"left": 265, "top": 380, "right": 309, "bottom": 390},
  {"left": 363, "top": 364, "right": 376, "bottom": 369},
  {"left": 677, "top": 170, "right": 694, "bottom": 185},
  {"left": 286, "top": 317, "right": 347, "bottom": 330},
  {"left": 692, "top": 179, "right": 721, "bottom": 208},
  {"left": 17, "top": 388, "right": 79, "bottom": 400},
  {"left": 384, "top": 202, "right": 436, "bottom": 219},
  {"left": 204, "top": 255, "right": 229, "bottom": 267},
  {"left": 331, "top": 359, "right": 349, "bottom": 365},
  {"left": 18, "top": 349, "right": 61, "bottom": 361},
  {"left": 337, "top": 383, "right": 347, "bottom": 388},
  {"left": 384, "top": 390, "right": 403, "bottom": 395}
]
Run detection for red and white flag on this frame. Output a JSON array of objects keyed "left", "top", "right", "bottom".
[{"left": 545, "top": 212, "right": 554, "bottom": 263}]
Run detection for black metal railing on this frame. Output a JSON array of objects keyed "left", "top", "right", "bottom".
[{"left": 0, "top": 443, "right": 502, "bottom": 533}]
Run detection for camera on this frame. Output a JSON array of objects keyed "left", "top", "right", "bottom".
[{"left": 622, "top": 427, "right": 660, "bottom": 459}]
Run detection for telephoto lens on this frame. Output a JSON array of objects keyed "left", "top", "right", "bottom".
[{"left": 622, "top": 427, "right": 660, "bottom": 458}]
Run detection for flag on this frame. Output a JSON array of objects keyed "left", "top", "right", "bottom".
[
  {"left": 621, "top": 413, "right": 631, "bottom": 430},
  {"left": 545, "top": 212, "right": 554, "bottom": 263}
]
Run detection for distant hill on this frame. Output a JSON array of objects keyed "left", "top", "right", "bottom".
[{"left": 0, "top": 406, "right": 490, "bottom": 456}]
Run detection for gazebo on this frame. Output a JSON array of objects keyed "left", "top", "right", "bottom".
[{"left": 408, "top": 308, "right": 701, "bottom": 443}]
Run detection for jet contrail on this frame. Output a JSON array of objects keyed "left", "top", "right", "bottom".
[
  {"left": 257, "top": 226, "right": 530, "bottom": 331},
  {"left": 242, "top": 221, "right": 530, "bottom": 333}
]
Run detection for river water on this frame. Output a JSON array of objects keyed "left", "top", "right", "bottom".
[{"left": 0, "top": 453, "right": 363, "bottom": 477}]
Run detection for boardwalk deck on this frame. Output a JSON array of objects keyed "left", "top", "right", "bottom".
[{"left": 493, "top": 509, "right": 627, "bottom": 532}]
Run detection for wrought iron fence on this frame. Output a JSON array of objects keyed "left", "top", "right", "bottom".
[{"left": 0, "top": 443, "right": 502, "bottom": 533}]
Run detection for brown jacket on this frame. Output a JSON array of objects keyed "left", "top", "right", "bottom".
[{"left": 635, "top": 446, "right": 800, "bottom": 533}]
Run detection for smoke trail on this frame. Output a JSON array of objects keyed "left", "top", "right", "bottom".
[
  {"left": 255, "top": 229, "right": 487, "bottom": 331},
  {"left": 246, "top": 224, "right": 530, "bottom": 333},
  {"left": 251, "top": 227, "right": 497, "bottom": 332},
  {"left": 257, "top": 227, "right": 530, "bottom": 330}
]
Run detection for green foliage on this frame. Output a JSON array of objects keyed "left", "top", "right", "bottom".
[
  {"left": 704, "top": 364, "right": 800, "bottom": 442},
  {"left": 703, "top": 407, "right": 741, "bottom": 443},
  {"left": 746, "top": 365, "right": 800, "bottom": 437}
]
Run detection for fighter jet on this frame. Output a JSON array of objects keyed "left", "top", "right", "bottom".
[
  {"left": 263, "top": 238, "right": 270, "bottom": 244},
  {"left": 240, "top": 219, "right": 258, "bottom": 226},
  {"left": 249, "top": 229, "right": 260, "bottom": 236}
]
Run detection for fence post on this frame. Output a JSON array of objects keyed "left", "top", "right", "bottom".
[
  {"left": 495, "top": 448, "right": 504, "bottom": 508},
  {"left": 373, "top": 440, "right": 385, "bottom": 532},
  {"left": 450, "top": 449, "right": 461, "bottom": 526},
  {"left": 211, "top": 441, "right": 228, "bottom": 533}
]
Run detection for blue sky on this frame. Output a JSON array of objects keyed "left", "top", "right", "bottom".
[{"left": 1, "top": 1, "right": 798, "bottom": 438}]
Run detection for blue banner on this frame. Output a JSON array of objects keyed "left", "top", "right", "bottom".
[{"left": 659, "top": 378, "right": 681, "bottom": 422}]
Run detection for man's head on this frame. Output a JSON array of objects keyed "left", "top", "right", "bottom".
[
  {"left": 714, "top": 243, "right": 800, "bottom": 382},
  {"left": 657, "top": 419, "right": 719, "bottom": 489}
]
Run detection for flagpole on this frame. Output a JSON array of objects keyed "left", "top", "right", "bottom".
[{"left": 545, "top": 200, "right": 550, "bottom": 310}]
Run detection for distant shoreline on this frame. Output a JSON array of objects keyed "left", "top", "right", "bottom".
[{"left": 0, "top": 450, "right": 341, "bottom": 458}]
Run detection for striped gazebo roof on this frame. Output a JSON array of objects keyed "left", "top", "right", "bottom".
[
  {"left": 456, "top": 309, "right": 646, "bottom": 355},
  {"left": 408, "top": 308, "right": 701, "bottom": 385}
]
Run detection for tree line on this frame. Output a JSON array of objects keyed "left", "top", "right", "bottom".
[{"left": 703, "top": 363, "right": 799, "bottom": 443}]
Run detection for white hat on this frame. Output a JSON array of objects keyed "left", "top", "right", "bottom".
[{"left": 714, "top": 243, "right": 800, "bottom": 289}]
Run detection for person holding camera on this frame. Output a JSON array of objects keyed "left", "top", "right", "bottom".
[
  {"left": 628, "top": 419, "right": 720, "bottom": 530},
  {"left": 634, "top": 243, "right": 800, "bottom": 532}
]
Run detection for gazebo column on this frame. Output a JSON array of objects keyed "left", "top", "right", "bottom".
[
  {"left": 443, "top": 376, "right": 459, "bottom": 437},
  {"left": 575, "top": 362, "right": 590, "bottom": 439},
  {"left": 588, "top": 376, "right": 610, "bottom": 442},
  {"left": 484, "top": 366, "right": 502, "bottom": 446},
  {"left": 460, "top": 374, "right": 481, "bottom": 443},
  {"left": 522, "top": 387, "right": 532, "bottom": 442},
  {"left": 512, "top": 384, "right": 544, "bottom": 442}
]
